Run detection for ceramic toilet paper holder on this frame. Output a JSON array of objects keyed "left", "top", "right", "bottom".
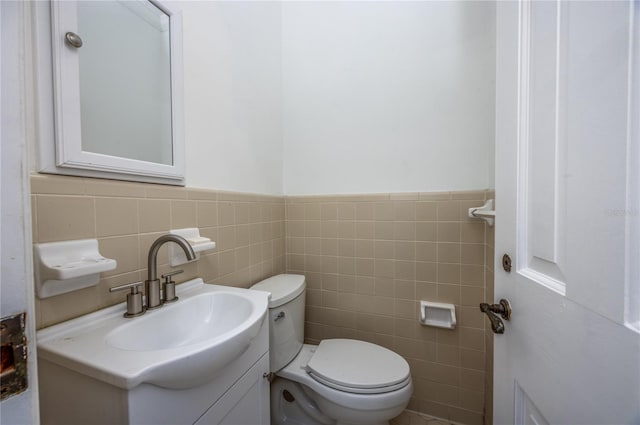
[{"left": 419, "top": 300, "right": 456, "bottom": 329}]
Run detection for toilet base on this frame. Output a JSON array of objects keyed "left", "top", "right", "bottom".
[
  {"left": 271, "top": 378, "right": 335, "bottom": 425},
  {"left": 336, "top": 420, "right": 389, "bottom": 424},
  {"left": 271, "top": 377, "right": 402, "bottom": 425}
]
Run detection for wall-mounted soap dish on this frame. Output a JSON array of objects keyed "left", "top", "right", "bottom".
[
  {"left": 419, "top": 300, "right": 457, "bottom": 329},
  {"left": 34, "top": 239, "right": 116, "bottom": 299},
  {"left": 169, "top": 228, "right": 216, "bottom": 266}
]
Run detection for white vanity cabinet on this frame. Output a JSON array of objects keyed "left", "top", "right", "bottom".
[
  {"left": 195, "top": 353, "right": 270, "bottom": 424},
  {"left": 39, "top": 324, "right": 269, "bottom": 425},
  {"left": 38, "top": 280, "right": 271, "bottom": 425}
]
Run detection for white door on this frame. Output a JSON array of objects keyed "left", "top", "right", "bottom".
[
  {"left": 1, "top": 1, "right": 39, "bottom": 424},
  {"left": 494, "top": 1, "right": 640, "bottom": 424}
]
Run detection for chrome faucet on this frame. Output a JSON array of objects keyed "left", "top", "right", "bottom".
[{"left": 145, "top": 234, "right": 196, "bottom": 309}]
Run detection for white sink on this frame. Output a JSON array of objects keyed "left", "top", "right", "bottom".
[
  {"left": 37, "top": 279, "right": 269, "bottom": 390},
  {"left": 106, "top": 292, "right": 254, "bottom": 351}
]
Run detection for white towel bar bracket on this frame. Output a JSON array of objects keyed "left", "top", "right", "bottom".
[{"left": 468, "top": 199, "right": 495, "bottom": 227}]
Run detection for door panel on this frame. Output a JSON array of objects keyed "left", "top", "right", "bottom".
[
  {"left": 494, "top": 1, "right": 640, "bottom": 424},
  {"left": 1, "top": 2, "right": 39, "bottom": 423},
  {"left": 515, "top": 384, "right": 550, "bottom": 425}
]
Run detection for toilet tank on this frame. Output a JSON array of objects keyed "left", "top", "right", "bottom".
[{"left": 251, "top": 274, "right": 306, "bottom": 372}]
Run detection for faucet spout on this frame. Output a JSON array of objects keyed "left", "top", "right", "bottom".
[{"left": 145, "top": 234, "right": 196, "bottom": 309}]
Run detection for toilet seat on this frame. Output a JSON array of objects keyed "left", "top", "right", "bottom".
[
  {"left": 308, "top": 370, "right": 411, "bottom": 394},
  {"left": 305, "top": 339, "right": 411, "bottom": 394}
]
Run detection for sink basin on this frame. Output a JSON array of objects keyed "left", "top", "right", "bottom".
[
  {"left": 107, "top": 292, "right": 254, "bottom": 351},
  {"left": 37, "top": 279, "right": 269, "bottom": 390}
]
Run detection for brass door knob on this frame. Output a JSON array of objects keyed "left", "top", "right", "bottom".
[{"left": 479, "top": 299, "right": 511, "bottom": 334}]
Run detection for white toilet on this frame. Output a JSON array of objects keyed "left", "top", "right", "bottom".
[{"left": 251, "top": 274, "right": 413, "bottom": 425}]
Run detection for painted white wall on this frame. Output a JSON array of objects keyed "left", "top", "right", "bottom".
[
  {"left": 29, "top": 1, "right": 285, "bottom": 195},
  {"left": 177, "top": 1, "right": 284, "bottom": 194},
  {"left": 282, "top": 1, "right": 496, "bottom": 195},
  {"left": 29, "top": 1, "right": 496, "bottom": 196}
]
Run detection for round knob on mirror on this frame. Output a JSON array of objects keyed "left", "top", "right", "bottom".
[{"left": 65, "top": 31, "right": 83, "bottom": 48}]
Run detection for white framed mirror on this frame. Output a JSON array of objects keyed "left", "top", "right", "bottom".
[{"left": 35, "top": 0, "right": 185, "bottom": 185}]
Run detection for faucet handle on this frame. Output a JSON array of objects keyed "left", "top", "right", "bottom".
[
  {"left": 109, "top": 281, "right": 145, "bottom": 318},
  {"left": 161, "top": 270, "right": 183, "bottom": 280},
  {"left": 161, "top": 270, "right": 183, "bottom": 303},
  {"left": 109, "top": 281, "right": 143, "bottom": 293}
]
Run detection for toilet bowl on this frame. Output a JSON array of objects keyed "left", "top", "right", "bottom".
[{"left": 251, "top": 274, "right": 413, "bottom": 425}]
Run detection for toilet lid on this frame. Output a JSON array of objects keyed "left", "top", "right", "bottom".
[
  {"left": 306, "top": 339, "right": 410, "bottom": 393},
  {"left": 250, "top": 274, "right": 305, "bottom": 308}
]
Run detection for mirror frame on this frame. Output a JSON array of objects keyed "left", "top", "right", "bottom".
[{"left": 34, "top": 0, "right": 185, "bottom": 185}]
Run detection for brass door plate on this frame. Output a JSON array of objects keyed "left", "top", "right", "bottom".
[
  {"left": 0, "top": 313, "right": 28, "bottom": 400},
  {"left": 502, "top": 254, "right": 512, "bottom": 272}
]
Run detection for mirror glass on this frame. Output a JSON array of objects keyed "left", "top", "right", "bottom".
[{"left": 77, "top": 1, "right": 173, "bottom": 165}]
